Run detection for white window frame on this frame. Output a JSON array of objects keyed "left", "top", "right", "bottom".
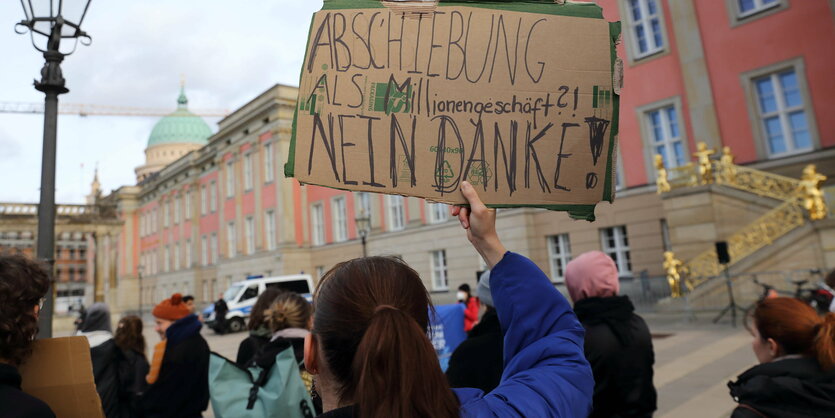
[
  {"left": 184, "top": 190, "right": 191, "bottom": 220},
  {"left": 210, "top": 233, "right": 218, "bottom": 265},
  {"left": 245, "top": 216, "right": 256, "bottom": 255},
  {"left": 201, "top": 235, "right": 208, "bottom": 266},
  {"left": 356, "top": 192, "right": 372, "bottom": 218},
  {"left": 749, "top": 67, "right": 814, "bottom": 158},
  {"left": 174, "top": 196, "right": 181, "bottom": 224},
  {"left": 163, "top": 201, "right": 170, "bottom": 228},
  {"left": 547, "top": 234, "right": 572, "bottom": 283},
  {"left": 427, "top": 201, "right": 448, "bottom": 224},
  {"left": 200, "top": 185, "right": 207, "bottom": 215},
  {"left": 624, "top": 0, "right": 666, "bottom": 61},
  {"left": 600, "top": 226, "right": 632, "bottom": 277},
  {"left": 244, "top": 153, "right": 254, "bottom": 191},
  {"left": 264, "top": 142, "right": 274, "bottom": 183},
  {"left": 174, "top": 242, "right": 180, "bottom": 270},
  {"left": 185, "top": 239, "right": 192, "bottom": 268},
  {"left": 265, "top": 210, "right": 276, "bottom": 251},
  {"left": 332, "top": 196, "right": 348, "bottom": 242},
  {"left": 164, "top": 245, "right": 170, "bottom": 272},
  {"left": 645, "top": 104, "right": 686, "bottom": 169},
  {"left": 386, "top": 195, "right": 405, "bottom": 231},
  {"left": 226, "top": 160, "right": 235, "bottom": 198},
  {"left": 311, "top": 203, "right": 325, "bottom": 246},
  {"left": 227, "top": 222, "right": 237, "bottom": 258},
  {"left": 210, "top": 181, "right": 217, "bottom": 213},
  {"left": 430, "top": 250, "right": 449, "bottom": 291}
]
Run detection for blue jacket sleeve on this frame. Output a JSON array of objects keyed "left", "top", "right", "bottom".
[{"left": 455, "top": 252, "right": 593, "bottom": 418}]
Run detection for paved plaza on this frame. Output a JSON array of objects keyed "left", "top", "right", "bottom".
[{"left": 83, "top": 312, "right": 754, "bottom": 417}]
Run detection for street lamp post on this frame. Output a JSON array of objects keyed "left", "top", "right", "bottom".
[
  {"left": 355, "top": 211, "right": 371, "bottom": 258},
  {"left": 16, "top": 0, "right": 93, "bottom": 338}
]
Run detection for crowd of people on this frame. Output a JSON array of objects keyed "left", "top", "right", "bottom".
[{"left": 1, "top": 181, "right": 834, "bottom": 417}]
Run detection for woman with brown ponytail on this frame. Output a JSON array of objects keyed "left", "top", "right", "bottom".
[
  {"left": 305, "top": 181, "right": 593, "bottom": 418},
  {"left": 729, "top": 297, "right": 835, "bottom": 417}
]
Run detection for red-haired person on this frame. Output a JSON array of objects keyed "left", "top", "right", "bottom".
[
  {"left": 730, "top": 297, "right": 835, "bottom": 416},
  {"left": 0, "top": 255, "right": 55, "bottom": 418},
  {"left": 305, "top": 182, "right": 593, "bottom": 417},
  {"left": 140, "top": 293, "right": 210, "bottom": 417}
]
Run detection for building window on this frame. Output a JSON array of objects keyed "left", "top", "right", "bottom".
[
  {"left": 356, "top": 192, "right": 372, "bottom": 218},
  {"left": 547, "top": 234, "right": 572, "bottom": 283},
  {"left": 265, "top": 210, "right": 276, "bottom": 251},
  {"left": 646, "top": 105, "right": 686, "bottom": 168},
  {"left": 226, "top": 160, "right": 235, "bottom": 198},
  {"left": 427, "top": 202, "right": 448, "bottom": 224},
  {"left": 174, "top": 196, "right": 181, "bottom": 224},
  {"left": 386, "top": 195, "right": 405, "bottom": 231},
  {"left": 174, "top": 243, "right": 180, "bottom": 270},
  {"left": 264, "top": 142, "right": 274, "bottom": 183},
  {"left": 332, "top": 196, "right": 348, "bottom": 242},
  {"left": 227, "top": 222, "right": 236, "bottom": 258},
  {"left": 752, "top": 68, "right": 812, "bottom": 157},
  {"left": 737, "top": 0, "right": 780, "bottom": 18},
  {"left": 201, "top": 235, "right": 208, "bottom": 266},
  {"left": 210, "top": 181, "right": 218, "bottom": 212},
  {"left": 184, "top": 190, "right": 191, "bottom": 220},
  {"left": 210, "top": 233, "right": 218, "bottom": 265},
  {"left": 201, "top": 185, "right": 207, "bottom": 215},
  {"left": 615, "top": 149, "right": 626, "bottom": 191},
  {"left": 185, "top": 239, "right": 192, "bottom": 268},
  {"left": 163, "top": 201, "right": 170, "bottom": 228},
  {"left": 600, "top": 226, "right": 632, "bottom": 277},
  {"left": 244, "top": 153, "right": 254, "bottom": 191},
  {"left": 311, "top": 203, "right": 325, "bottom": 246},
  {"left": 626, "top": 0, "right": 665, "bottom": 59},
  {"left": 164, "top": 245, "right": 170, "bottom": 272},
  {"left": 315, "top": 265, "right": 325, "bottom": 280},
  {"left": 430, "top": 250, "right": 448, "bottom": 291},
  {"left": 245, "top": 216, "right": 255, "bottom": 255},
  {"left": 661, "top": 219, "right": 672, "bottom": 251}
]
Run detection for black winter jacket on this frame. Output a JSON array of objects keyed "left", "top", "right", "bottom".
[
  {"left": 729, "top": 356, "right": 835, "bottom": 418},
  {"left": 574, "top": 296, "right": 657, "bottom": 418},
  {"left": 235, "top": 333, "right": 270, "bottom": 367},
  {"left": 90, "top": 339, "right": 125, "bottom": 417},
  {"left": 140, "top": 315, "right": 210, "bottom": 418},
  {"left": 0, "top": 362, "right": 55, "bottom": 418},
  {"left": 445, "top": 308, "right": 504, "bottom": 393}
]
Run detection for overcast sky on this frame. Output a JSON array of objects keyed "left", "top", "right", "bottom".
[{"left": 0, "top": 0, "right": 323, "bottom": 204}]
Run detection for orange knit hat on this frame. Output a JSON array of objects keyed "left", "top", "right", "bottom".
[{"left": 152, "top": 293, "right": 191, "bottom": 321}]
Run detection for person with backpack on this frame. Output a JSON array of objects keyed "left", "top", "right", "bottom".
[
  {"left": 729, "top": 297, "right": 835, "bottom": 416},
  {"left": 236, "top": 287, "right": 283, "bottom": 366},
  {"left": 0, "top": 255, "right": 56, "bottom": 418},
  {"left": 565, "top": 251, "right": 657, "bottom": 418},
  {"left": 208, "top": 291, "right": 316, "bottom": 418},
  {"left": 113, "top": 315, "right": 149, "bottom": 418},
  {"left": 141, "top": 293, "right": 210, "bottom": 417},
  {"left": 305, "top": 181, "right": 593, "bottom": 417}
]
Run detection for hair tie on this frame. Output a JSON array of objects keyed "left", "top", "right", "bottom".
[{"left": 374, "top": 304, "right": 399, "bottom": 314}]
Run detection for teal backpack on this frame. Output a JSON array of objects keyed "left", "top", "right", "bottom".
[{"left": 209, "top": 346, "right": 315, "bottom": 418}]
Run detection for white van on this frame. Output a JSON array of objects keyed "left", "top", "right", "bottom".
[{"left": 203, "top": 274, "right": 314, "bottom": 333}]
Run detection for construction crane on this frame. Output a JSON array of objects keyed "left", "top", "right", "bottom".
[{"left": 0, "top": 101, "right": 230, "bottom": 117}]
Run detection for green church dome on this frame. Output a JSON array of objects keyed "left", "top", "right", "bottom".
[{"left": 147, "top": 89, "right": 212, "bottom": 147}]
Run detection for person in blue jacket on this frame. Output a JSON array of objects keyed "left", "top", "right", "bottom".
[{"left": 304, "top": 181, "right": 593, "bottom": 417}]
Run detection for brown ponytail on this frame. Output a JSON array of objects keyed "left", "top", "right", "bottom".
[
  {"left": 754, "top": 297, "right": 835, "bottom": 370},
  {"left": 314, "top": 257, "right": 459, "bottom": 418},
  {"left": 815, "top": 313, "right": 835, "bottom": 370}
]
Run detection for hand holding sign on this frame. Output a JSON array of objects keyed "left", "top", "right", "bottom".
[{"left": 454, "top": 181, "right": 507, "bottom": 269}]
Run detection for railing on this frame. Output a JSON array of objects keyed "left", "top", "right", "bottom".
[
  {"left": 660, "top": 161, "right": 801, "bottom": 202},
  {"left": 0, "top": 202, "right": 100, "bottom": 216},
  {"left": 685, "top": 200, "right": 807, "bottom": 289}
]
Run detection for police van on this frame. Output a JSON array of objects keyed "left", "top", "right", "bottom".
[{"left": 203, "top": 274, "right": 314, "bottom": 333}]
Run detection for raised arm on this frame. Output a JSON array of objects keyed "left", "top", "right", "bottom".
[{"left": 452, "top": 182, "right": 593, "bottom": 417}]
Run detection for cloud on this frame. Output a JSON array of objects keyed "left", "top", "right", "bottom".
[{"left": 0, "top": 128, "right": 21, "bottom": 161}]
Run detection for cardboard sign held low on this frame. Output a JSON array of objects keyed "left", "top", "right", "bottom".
[
  {"left": 286, "top": 0, "right": 621, "bottom": 220},
  {"left": 19, "top": 336, "right": 105, "bottom": 418}
]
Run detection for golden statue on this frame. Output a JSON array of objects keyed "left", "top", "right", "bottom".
[
  {"left": 718, "top": 146, "right": 736, "bottom": 184},
  {"left": 799, "top": 164, "right": 827, "bottom": 220},
  {"left": 693, "top": 142, "right": 715, "bottom": 185},
  {"left": 655, "top": 154, "right": 671, "bottom": 194},
  {"left": 663, "top": 251, "right": 686, "bottom": 298}
]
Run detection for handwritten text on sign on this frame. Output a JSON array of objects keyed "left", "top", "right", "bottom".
[{"left": 292, "top": 6, "right": 617, "bottom": 207}]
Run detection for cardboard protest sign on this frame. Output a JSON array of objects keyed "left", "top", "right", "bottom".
[
  {"left": 286, "top": 0, "right": 621, "bottom": 220},
  {"left": 19, "top": 336, "right": 105, "bottom": 418}
]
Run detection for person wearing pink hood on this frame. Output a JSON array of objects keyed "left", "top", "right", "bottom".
[{"left": 565, "top": 251, "right": 657, "bottom": 418}]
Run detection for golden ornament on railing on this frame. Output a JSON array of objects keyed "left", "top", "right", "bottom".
[
  {"left": 693, "top": 142, "right": 715, "bottom": 185},
  {"left": 655, "top": 154, "right": 671, "bottom": 194},
  {"left": 799, "top": 164, "right": 828, "bottom": 220},
  {"left": 718, "top": 146, "right": 737, "bottom": 185},
  {"left": 663, "top": 251, "right": 687, "bottom": 298}
]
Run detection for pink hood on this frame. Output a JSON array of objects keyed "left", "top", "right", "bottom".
[{"left": 565, "top": 251, "right": 620, "bottom": 303}]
